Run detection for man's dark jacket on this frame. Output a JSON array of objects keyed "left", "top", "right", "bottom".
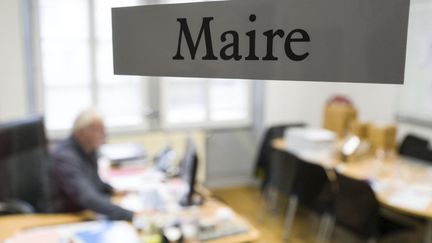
[{"left": 50, "top": 136, "right": 133, "bottom": 221}]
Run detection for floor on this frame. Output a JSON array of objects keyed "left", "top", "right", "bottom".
[{"left": 212, "top": 186, "right": 423, "bottom": 243}]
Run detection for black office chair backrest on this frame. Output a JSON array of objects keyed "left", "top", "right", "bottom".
[
  {"left": 268, "top": 149, "right": 298, "bottom": 195},
  {"left": 399, "top": 134, "right": 432, "bottom": 162},
  {"left": 0, "top": 127, "right": 14, "bottom": 201},
  {"left": 331, "top": 173, "right": 379, "bottom": 238},
  {"left": 254, "top": 123, "right": 306, "bottom": 190},
  {"left": 290, "top": 158, "right": 330, "bottom": 210},
  {"left": 0, "top": 116, "right": 50, "bottom": 213}
]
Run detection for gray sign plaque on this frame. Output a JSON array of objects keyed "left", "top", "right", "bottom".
[{"left": 112, "top": 0, "right": 410, "bottom": 84}]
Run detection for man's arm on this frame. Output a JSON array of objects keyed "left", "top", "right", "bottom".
[
  {"left": 54, "top": 154, "right": 134, "bottom": 221},
  {"left": 101, "top": 181, "right": 114, "bottom": 195}
]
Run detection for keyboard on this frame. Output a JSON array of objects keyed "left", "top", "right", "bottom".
[{"left": 198, "top": 221, "right": 248, "bottom": 241}]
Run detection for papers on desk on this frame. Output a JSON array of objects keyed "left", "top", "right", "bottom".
[
  {"left": 369, "top": 178, "right": 432, "bottom": 212},
  {"left": 100, "top": 143, "right": 147, "bottom": 166},
  {"left": 6, "top": 221, "right": 140, "bottom": 243},
  {"left": 121, "top": 193, "right": 147, "bottom": 212},
  {"left": 119, "top": 178, "right": 188, "bottom": 212},
  {"left": 109, "top": 176, "right": 145, "bottom": 192},
  {"left": 105, "top": 164, "right": 189, "bottom": 212},
  {"left": 369, "top": 180, "right": 390, "bottom": 193},
  {"left": 388, "top": 189, "right": 432, "bottom": 212},
  {"left": 284, "top": 128, "right": 336, "bottom": 161},
  {"left": 107, "top": 167, "right": 164, "bottom": 192}
]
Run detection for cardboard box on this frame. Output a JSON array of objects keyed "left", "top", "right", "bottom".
[{"left": 323, "top": 103, "right": 357, "bottom": 138}]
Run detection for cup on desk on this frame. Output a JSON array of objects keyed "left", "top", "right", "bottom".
[{"left": 163, "top": 226, "right": 183, "bottom": 243}]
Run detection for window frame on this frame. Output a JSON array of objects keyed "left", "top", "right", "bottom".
[
  {"left": 159, "top": 78, "right": 253, "bottom": 130},
  {"left": 31, "top": 0, "right": 254, "bottom": 137},
  {"left": 33, "top": 0, "right": 153, "bottom": 136}
]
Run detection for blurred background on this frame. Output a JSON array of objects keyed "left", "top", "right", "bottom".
[
  {"left": 1, "top": 0, "right": 432, "bottom": 242},
  {"left": 1, "top": 0, "right": 432, "bottom": 188}
]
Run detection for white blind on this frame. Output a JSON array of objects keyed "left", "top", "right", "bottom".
[
  {"left": 162, "top": 77, "right": 251, "bottom": 127},
  {"left": 38, "top": 0, "right": 150, "bottom": 130}
]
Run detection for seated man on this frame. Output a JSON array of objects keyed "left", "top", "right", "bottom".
[{"left": 50, "top": 109, "right": 134, "bottom": 220}]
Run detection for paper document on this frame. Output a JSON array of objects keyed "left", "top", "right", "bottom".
[
  {"left": 6, "top": 221, "right": 139, "bottom": 243},
  {"left": 388, "top": 189, "right": 432, "bottom": 211},
  {"left": 101, "top": 143, "right": 146, "bottom": 162}
]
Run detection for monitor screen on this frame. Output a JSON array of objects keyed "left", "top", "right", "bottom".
[{"left": 179, "top": 137, "right": 199, "bottom": 206}]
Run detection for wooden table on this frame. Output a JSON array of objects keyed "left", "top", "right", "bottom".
[
  {"left": 0, "top": 190, "right": 259, "bottom": 243},
  {"left": 0, "top": 212, "right": 92, "bottom": 242},
  {"left": 272, "top": 138, "right": 432, "bottom": 242}
]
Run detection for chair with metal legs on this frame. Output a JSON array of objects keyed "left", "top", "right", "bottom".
[
  {"left": 258, "top": 148, "right": 298, "bottom": 223},
  {"left": 254, "top": 123, "right": 305, "bottom": 218},
  {"left": 283, "top": 158, "right": 333, "bottom": 242},
  {"left": 268, "top": 149, "right": 298, "bottom": 212},
  {"left": 319, "top": 172, "right": 413, "bottom": 243}
]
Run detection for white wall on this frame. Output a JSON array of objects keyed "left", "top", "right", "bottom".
[
  {"left": 264, "top": 81, "right": 432, "bottom": 142},
  {"left": 0, "top": 0, "right": 28, "bottom": 121},
  {"left": 264, "top": 81, "right": 401, "bottom": 126}
]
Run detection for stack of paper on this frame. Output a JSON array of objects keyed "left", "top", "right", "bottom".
[
  {"left": 388, "top": 189, "right": 432, "bottom": 211},
  {"left": 284, "top": 127, "right": 336, "bottom": 157}
]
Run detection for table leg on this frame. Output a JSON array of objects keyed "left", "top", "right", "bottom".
[{"left": 425, "top": 220, "right": 432, "bottom": 243}]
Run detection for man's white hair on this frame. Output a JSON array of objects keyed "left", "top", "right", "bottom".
[{"left": 72, "top": 108, "right": 103, "bottom": 133}]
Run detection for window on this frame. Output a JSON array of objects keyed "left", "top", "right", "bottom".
[
  {"left": 37, "top": 0, "right": 150, "bottom": 131},
  {"left": 35, "top": 0, "right": 252, "bottom": 132},
  {"left": 162, "top": 78, "right": 251, "bottom": 128}
]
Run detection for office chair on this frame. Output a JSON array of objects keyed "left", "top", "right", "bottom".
[
  {"left": 266, "top": 149, "right": 298, "bottom": 212},
  {"left": 0, "top": 116, "right": 50, "bottom": 214},
  {"left": 0, "top": 199, "right": 34, "bottom": 215},
  {"left": 283, "top": 157, "right": 333, "bottom": 242},
  {"left": 399, "top": 134, "right": 432, "bottom": 163},
  {"left": 254, "top": 123, "right": 305, "bottom": 215},
  {"left": 318, "top": 172, "right": 412, "bottom": 243},
  {"left": 254, "top": 123, "right": 306, "bottom": 189}
]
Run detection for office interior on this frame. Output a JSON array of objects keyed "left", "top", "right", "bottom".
[{"left": 1, "top": 0, "right": 432, "bottom": 242}]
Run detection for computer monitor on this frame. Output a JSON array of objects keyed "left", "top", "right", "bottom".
[{"left": 179, "top": 138, "right": 200, "bottom": 207}]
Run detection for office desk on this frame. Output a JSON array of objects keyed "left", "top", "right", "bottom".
[
  {"left": 0, "top": 212, "right": 92, "bottom": 241},
  {"left": 0, "top": 165, "right": 259, "bottom": 243},
  {"left": 0, "top": 199, "right": 259, "bottom": 243},
  {"left": 272, "top": 138, "right": 432, "bottom": 243}
]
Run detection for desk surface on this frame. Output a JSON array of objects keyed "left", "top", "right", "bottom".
[
  {"left": 0, "top": 199, "right": 259, "bottom": 243},
  {"left": 272, "top": 138, "right": 432, "bottom": 220},
  {"left": 0, "top": 212, "right": 91, "bottom": 241},
  {"left": 0, "top": 195, "right": 259, "bottom": 243}
]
